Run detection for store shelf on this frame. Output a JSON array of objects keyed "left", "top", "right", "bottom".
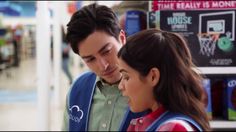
[
  {"left": 196, "top": 67, "right": 236, "bottom": 74},
  {"left": 210, "top": 120, "right": 236, "bottom": 129}
]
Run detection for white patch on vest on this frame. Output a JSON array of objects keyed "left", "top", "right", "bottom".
[
  {"left": 69, "top": 105, "right": 84, "bottom": 123},
  {"left": 162, "top": 119, "right": 194, "bottom": 131}
]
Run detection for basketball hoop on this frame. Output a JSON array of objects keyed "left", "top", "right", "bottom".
[{"left": 198, "top": 33, "right": 220, "bottom": 57}]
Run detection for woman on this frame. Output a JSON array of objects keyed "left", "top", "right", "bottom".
[{"left": 118, "top": 29, "right": 211, "bottom": 131}]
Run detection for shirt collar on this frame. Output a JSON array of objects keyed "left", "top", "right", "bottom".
[
  {"left": 96, "top": 76, "right": 120, "bottom": 88},
  {"left": 145, "top": 106, "right": 166, "bottom": 120},
  {"left": 129, "top": 106, "right": 166, "bottom": 126},
  {"left": 95, "top": 76, "right": 121, "bottom": 96}
]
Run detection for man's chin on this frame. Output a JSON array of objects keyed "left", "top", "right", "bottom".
[{"left": 102, "top": 76, "right": 121, "bottom": 85}]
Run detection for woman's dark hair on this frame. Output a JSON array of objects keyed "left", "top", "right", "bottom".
[
  {"left": 66, "top": 3, "right": 121, "bottom": 54},
  {"left": 118, "top": 29, "right": 210, "bottom": 131}
]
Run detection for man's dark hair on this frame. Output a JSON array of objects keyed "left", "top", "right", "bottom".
[{"left": 66, "top": 3, "right": 121, "bottom": 54}]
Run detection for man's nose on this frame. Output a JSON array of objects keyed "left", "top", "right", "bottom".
[{"left": 97, "top": 57, "right": 109, "bottom": 71}]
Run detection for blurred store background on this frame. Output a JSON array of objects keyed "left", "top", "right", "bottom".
[
  {"left": 0, "top": 1, "right": 122, "bottom": 130},
  {"left": 0, "top": 0, "right": 236, "bottom": 131}
]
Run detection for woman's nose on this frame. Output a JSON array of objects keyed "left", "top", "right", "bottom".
[{"left": 118, "top": 80, "right": 124, "bottom": 90}]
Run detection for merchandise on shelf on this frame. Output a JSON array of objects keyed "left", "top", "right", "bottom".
[
  {"left": 223, "top": 78, "right": 236, "bottom": 120},
  {"left": 125, "top": 10, "right": 147, "bottom": 36},
  {"left": 203, "top": 78, "right": 212, "bottom": 120},
  {"left": 211, "top": 77, "right": 225, "bottom": 119}
]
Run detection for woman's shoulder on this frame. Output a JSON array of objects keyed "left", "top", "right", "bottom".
[{"left": 157, "top": 119, "right": 196, "bottom": 131}]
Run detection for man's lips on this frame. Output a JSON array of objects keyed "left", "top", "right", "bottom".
[{"left": 102, "top": 68, "right": 116, "bottom": 76}]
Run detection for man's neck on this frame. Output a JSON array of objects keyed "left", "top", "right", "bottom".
[{"left": 101, "top": 78, "right": 121, "bottom": 86}]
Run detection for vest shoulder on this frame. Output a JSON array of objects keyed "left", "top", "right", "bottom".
[
  {"left": 74, "top": 71, "right": 96, "bottom": 82},
  {"left": 69, "top": 71, "right": 96, "bottom": 92}
]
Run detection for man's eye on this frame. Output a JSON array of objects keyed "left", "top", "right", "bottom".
[
  {"left": 102, "top": 50, "right": 111, "bottom": 55},
  {"left": 86, "top": 58, "right": 95, "bottom": 63}
]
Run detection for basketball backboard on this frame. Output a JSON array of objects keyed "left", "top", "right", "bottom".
[
  {"left": 160, "top": 10, "right": 236, "bottom": 74},
  {"left": 199, "top": 11, "right": 235, "bottom": 41}
]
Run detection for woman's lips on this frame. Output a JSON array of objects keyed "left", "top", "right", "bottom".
[{"left": 123, "top": 95, "right": 131, "bottom": 104}]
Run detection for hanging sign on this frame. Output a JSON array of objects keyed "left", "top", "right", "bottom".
[
  {"left": 152, "top": 0, "right": 236, "bottom": 11},
  {"left": 160, "top": 10, "right": 236, "bottom": 67}
]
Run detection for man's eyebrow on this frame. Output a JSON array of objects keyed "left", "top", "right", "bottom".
[
  {"left": 98, "top": 43, "right": 110, "bottom": 53},
  {"left": 81, "top": 43, "right": 110, "bottom": 59},
  {"left": 81, "top": 55, "right": 93, "bottom": 59}
]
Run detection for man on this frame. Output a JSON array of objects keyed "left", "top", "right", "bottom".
[{"left": 62, "top": 3, "right": 145, "bottom": 131}]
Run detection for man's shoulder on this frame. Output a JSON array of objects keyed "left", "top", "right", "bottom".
[
  {"left": 74, "top": 71, "right": 96, "bottom": 82},
  {"left": 67, "top": 71, "right": 97, "bottom": 102},
  {"left": 69, "top": 71, "right": 97, "bottom": 92}
]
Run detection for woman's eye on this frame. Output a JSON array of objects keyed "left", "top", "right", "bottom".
[{"left": 122, "top": 75, "right": 129, "bottom": 81}]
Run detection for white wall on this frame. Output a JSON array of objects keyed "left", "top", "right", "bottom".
[
  {"left": 2, "top": 17, "right": 38, "bottom": 27},
  {"left": 96, "top": 1, "right": 122, "bottom": 7}
]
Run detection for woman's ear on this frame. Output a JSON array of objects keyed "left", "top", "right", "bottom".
[
  {"left": 148, "top": 67, "right": 160, "bottom": 87},
  {"left": 119, "top": 30, "right": 126, "bottom": 45}
]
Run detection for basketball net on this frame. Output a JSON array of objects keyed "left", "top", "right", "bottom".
[{"left": 198, "top": 33, "right": 219, "bottom": 57}]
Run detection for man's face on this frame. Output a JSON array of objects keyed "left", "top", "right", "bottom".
[{"left": 79, "top": 30, "right": 125, "bottom": 84}]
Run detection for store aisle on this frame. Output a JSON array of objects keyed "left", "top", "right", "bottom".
[
  {"left": 0, "top": 58, "right": 37, "bottom": 91},
  {"left": 0, "top": 58, "right": 81, "bottom": 130}
]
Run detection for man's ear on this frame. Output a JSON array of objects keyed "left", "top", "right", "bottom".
[
  {"left": 119, "top": 30, "right": 126, "bottom": 45},
  {"left": 148, "top": 67, "right": 160, "bottom": 87}
]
